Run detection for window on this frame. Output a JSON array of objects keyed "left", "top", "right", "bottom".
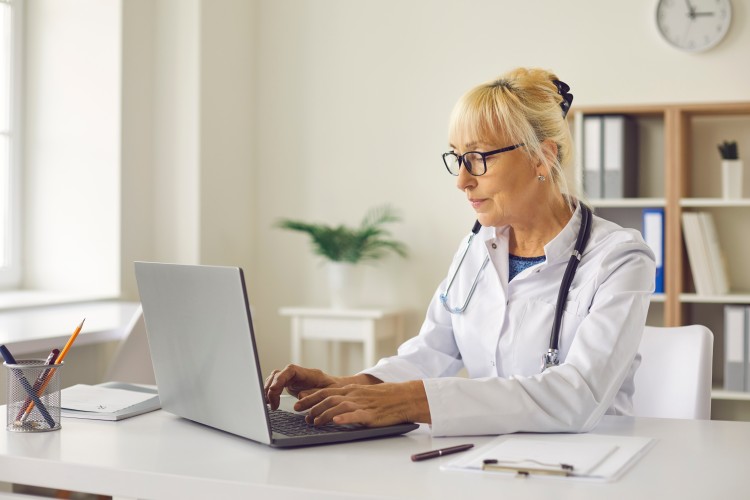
[{"left": 0, "top": 0, "right": 20, "bottom": 288}]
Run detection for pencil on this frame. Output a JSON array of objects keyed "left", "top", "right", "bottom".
[
  {"left": 57, "top": 318, "right": 85, "bottom": 361},
  {"left": 19, "top": 319, "right": 85, "bottom": 423}
]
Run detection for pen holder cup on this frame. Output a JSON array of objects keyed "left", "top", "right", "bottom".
[
  {"left": 722, "top": 159, "right": 743, "bottom": 199},
  {"left": 4, "top": 360, "right": 63, "bottom": 432}
]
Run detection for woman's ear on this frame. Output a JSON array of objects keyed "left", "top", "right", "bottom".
[
  {"left": 541, "top": 139, "right": 559, "bottom": 164},
  {"left": 536, "top": 139, "right": 559, "bottom": 177}
]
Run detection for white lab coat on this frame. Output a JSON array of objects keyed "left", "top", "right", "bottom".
[{"left": 362, "top": 204, "right": 655, "bottom": 436}]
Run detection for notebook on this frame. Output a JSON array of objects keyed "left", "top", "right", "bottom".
[{"left": 134, "top": 261, "right": 418, "bottom": 447}]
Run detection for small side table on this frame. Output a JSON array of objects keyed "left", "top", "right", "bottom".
[{"left": 279, "top": 307, "right": 406, "bottom": 375}]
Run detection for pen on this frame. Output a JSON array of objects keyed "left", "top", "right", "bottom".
[
  {"left": 411, "top": 443, "right": 474, "bottom": 462},
  {"left": 20, "top": 318, "right": 85, "bottom": 422},
  {"left": 481, "top": 458, "right": 574, "bottom": 477},
  {"left": 15, "top": 348, "right": 60, "bottom": 420},
  {"left": 0, "top": 344, "right": 57, "bottom": 428}
]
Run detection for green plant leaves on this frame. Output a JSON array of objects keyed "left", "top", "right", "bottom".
[{"left": 276, "top": 205, "right": 408, "bottom": 264}]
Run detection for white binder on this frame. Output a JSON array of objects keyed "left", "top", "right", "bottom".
[{"left": 724, "top": 305, "right": 747, "bottom": 392}]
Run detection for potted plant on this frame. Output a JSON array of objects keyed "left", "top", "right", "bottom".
[{"left": 277, "top": 205, "right": 408, "bottom": 308}]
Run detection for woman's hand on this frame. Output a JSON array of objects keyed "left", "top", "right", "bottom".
[
  {"left": 294, "top": 380, "right": 431, "bottom": 427},
  {"left": 264, "top": 365, "right": 341, "bottom": 410}
]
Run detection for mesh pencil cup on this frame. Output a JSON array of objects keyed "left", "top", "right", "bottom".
[{"left": 4, "top": 359, "right": 63, "bottom": 432}]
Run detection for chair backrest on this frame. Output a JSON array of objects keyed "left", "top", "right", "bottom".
[
  {"left": 632, "top": 325, "right": 713, "bottom": 419},
  {"left": 106, "top": 305, "right": 156, "bottom": 385}
]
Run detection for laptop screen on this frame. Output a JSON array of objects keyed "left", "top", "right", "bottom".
[{"left": 135, "top": 262, "right": 273, "bottom": 444}]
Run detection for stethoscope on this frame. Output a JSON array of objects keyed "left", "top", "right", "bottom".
[{"left": 439, "top": 204, "right": 593, "bottom": 372}]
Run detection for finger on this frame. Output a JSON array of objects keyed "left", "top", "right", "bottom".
[
  {"left": 298, "top": 392, "right": 348, "bottom": 424},
  {"left": 263, "top": 370, "right": 280, "bottom": 395},
  {"left": 332, "top": 408, "right": 373, "bottom": 426},
  {"left": 266, "top": 367, "right": 298, "bottom": 410},
  {"left": 294, "top": 386, "right": 342, "bottom": 412},
  {"left": 312, "top": 400, "right": 360, "bottom": 426},
  {"left": 299, "top": 396, "right": 352, "bottom": 426},
  {"left": 296, "top": 388, "right": 324, "bottom": 400}
]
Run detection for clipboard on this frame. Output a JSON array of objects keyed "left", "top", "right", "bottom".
[{"left": 441, "top": 433, "right": 655, "bottom": 482}]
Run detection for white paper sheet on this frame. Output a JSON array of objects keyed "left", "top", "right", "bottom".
[
  {"left": 442, "top": 433, "right": 654, "bottom": 482},
  {"left": 61, "top": 384, "right": 155, "bottom": 413}
]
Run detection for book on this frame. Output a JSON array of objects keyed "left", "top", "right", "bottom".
[
  {"left": 681, "top": 212, "right": 713, "bottom": 295},
  {"left": 697, "top": 212, "right": 730, "bottom": 295},
  {"left": 642, "top": 208, "right": 664, "bottom": 294},
  {"left": 61, "top": 381, "right": 160, "bottom": 421}
]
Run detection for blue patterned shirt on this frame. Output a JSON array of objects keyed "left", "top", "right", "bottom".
[{"left": 509, "top": 254, "right": 546, "bottom": 281}]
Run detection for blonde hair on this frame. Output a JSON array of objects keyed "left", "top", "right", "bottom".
[{"left": 448, "top": 67, "right": 576, "bottom": 202}]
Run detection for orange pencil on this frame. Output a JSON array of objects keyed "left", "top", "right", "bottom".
[
  {"left": 19, "top": 319, "right": 85, "bottom": 423},
  {"left": 57, "top": 318, "right": 85, "bottom": 361}
]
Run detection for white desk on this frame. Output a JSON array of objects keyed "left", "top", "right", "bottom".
[
  {"left": 279, "top": 307, "right": 405, "bottom": 374},
  {"left": 1, "top": 400, "right": 748, "bottom": 499},
  {"left": 0, "top": 301, "right": 140, "bottom": 356}
]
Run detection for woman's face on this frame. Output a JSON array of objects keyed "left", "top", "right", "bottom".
[{"left": 450, "top": 132, "right": 542, "bottom": 228}]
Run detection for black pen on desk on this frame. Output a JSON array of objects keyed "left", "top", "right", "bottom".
[{"left": 411, "top": 443, "right": 474, "bottom": 462}]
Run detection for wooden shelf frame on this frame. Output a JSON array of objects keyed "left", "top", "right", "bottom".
[{"left": 573, "top": 102, "right": 750, "bottom": 327}]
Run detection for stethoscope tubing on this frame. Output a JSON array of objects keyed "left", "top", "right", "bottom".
[
  {"left": 440, "top": 204, "right": 593, "bottom": 371},
  {"left": 548, "top": 204, "right": 593, "bottom": 352}
]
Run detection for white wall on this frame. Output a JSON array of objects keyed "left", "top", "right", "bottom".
[
  {"left": 122, "top": 0, "right": 256, "bottom": 274},
  {"left": 198, "top": 0, "right": 257, "bottom": 268},
  {"left": 250, "top": 0, "right": 750, "bottom": 374},
  {"left": 120, "top": 0, "right": 155, "bottom": 299}
]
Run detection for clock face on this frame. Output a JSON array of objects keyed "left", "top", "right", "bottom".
[{"left": 656, "top": 0, "right": 732, "bottom": 52}]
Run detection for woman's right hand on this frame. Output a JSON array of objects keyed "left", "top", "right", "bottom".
[{"left": 264, "top": 364, "right": 340, "bottom": 410}]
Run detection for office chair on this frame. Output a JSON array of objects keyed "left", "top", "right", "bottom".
[
  {"left": 632, "top": 324, "right": 714, "bottom": 419},
  {"left": 105, "top": 305, "right": 156, "bottom": 385}
]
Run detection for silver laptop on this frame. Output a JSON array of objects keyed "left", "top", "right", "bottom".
[{"left": 134, "top": 261, "right": 418, "bottom": 447}]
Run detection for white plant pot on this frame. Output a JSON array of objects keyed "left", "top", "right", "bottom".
[
  {"left": 722, "top": 159, "right": 744, "bottom": 199},
  {"left": 326, "top": 262, "right": 364, "bottom": 309}
]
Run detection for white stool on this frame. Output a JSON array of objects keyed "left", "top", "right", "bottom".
[{"left": 279, "top": 307, "right": 405, "bottom": 375}]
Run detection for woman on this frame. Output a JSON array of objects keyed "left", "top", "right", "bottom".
[{"left": 265, "top": 67, "right": 655, "bottom": 436}]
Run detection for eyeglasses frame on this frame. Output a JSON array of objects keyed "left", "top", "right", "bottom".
[{"left": 442, "top": 143, "right": 525, "bottom": 176}]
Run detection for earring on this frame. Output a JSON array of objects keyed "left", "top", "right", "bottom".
[{"left": 537, "top": 175, "right": 546, "bottom": 182}]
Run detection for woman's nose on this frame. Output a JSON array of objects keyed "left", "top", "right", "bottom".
[{"left": 456, "top": 163, "right": 476, "bottom": 191}]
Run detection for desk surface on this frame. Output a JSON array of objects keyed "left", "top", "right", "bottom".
[
  {"left": 0, "top": 301, "right": 139, "bottom": 355},
  {"left": 1, "top": 400, "right": 748, "bottom": 500}
]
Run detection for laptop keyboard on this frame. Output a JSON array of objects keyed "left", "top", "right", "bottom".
[{"left": 269, "top": 409, "right": 360, "bottom": 436}]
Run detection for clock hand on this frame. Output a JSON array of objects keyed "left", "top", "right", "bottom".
[
  {"left": 693, "top": 11, "right": 715, "bottom": 17},
  {"left": 684, "top": 0, "right": 696, "bottom": 20}
]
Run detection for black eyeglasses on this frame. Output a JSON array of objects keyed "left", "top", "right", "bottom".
[{"left": 442, "top": 144, "right": 525, "bottom": 176}]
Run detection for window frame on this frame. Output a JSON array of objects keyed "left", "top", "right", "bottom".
[{"left": 0, "top": 0, "right": 22, "bottom": 288}]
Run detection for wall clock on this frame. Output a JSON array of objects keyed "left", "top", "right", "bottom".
[{"left": 656, "top": 0, "right": 732, "bottom": 52}]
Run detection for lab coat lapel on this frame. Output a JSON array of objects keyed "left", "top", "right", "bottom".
[{"left": 475, "top": 227, "right": 509, "bottom": 375}]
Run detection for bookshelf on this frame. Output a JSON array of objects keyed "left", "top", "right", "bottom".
[{"left": 572, "top": 102, "right": 750, "bottom": 414}]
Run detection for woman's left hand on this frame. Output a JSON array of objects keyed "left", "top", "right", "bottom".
[{"left": 293, "top": 380, "right": 431, "bottom": 427}]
